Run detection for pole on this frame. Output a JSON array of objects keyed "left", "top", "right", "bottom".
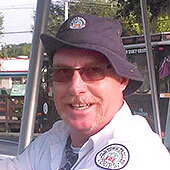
[
  {"left": 65, "top": 1, "right": 69, "bottom": 21},
  {"left": 164, "top": 99, "right": 170, "bottom": 148},
  {"left": 18, "top": 0, "right": 50, "bottom": 154},
  {"left": 140, "top": 0, "right": 162, "bottom": 137}
]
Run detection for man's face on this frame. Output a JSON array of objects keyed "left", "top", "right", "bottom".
[{"left": 52, "top": 48, "right": 128, "bottom": 135}]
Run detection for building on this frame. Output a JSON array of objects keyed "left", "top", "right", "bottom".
[{"left": 0, "top": 56, "right": 29, "bottom": 93}]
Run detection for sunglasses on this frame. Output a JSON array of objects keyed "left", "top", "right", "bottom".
[{"left": 51, "top": 64, "right": 112, "bottom": 82}]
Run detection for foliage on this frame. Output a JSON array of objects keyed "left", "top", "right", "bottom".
[
  {"left": 47, "top": 0, "right": 118, "bottom": 36},
  {"left": 48, "top": 0, "right": 170, "bottom": 37},
  {"left": 154, "top": 13, "right": 170, "bottom": 33},
  {"left": 0, "top": 43, "right": 31, "bottom": 58},
  {"left": 47, "top": 2, "right": 65, "bottom": 36},
  {"left": 69, "top": 0, "right": 118, "bottom": 17},
  {"left": 116, "top": 0, "right": 170, "bottom": 35},
  {"left": 117, "top": 0, "right": 170, "bottom": 19},
  {"left": 0, "top": 13, "right": 4, "bottom": 37}
]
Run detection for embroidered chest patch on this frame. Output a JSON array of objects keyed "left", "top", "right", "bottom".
[{"left": 95, "top": 144, "right": 130, "bottom": 170}]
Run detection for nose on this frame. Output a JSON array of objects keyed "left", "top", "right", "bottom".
[{"left": 68, "top": 70, "right": 87, "bottom": 95}]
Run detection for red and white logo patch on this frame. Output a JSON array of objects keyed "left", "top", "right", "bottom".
[
  {"left": 69, "top": 16, "right": 86, "bottom": 30},
  {"left": 95, "top": 144, "right": 130, "bottom": 170}
]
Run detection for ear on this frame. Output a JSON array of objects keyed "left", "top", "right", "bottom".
[{"left": 120, "top": 77, "right": 129, "bottom": 91}]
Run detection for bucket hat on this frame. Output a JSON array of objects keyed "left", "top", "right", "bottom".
[{"left": 40, "top": 13, "right": 143, "bottom": 96}]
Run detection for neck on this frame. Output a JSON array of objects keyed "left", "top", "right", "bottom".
[
  {"left": 69, "top": 119, "right": 112, "bottom": 148},
  {"left": 69, "top": 131, "right": 90, "bottom": 148}
]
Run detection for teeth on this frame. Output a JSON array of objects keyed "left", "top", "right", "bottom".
[{"left": 71, "top": 103, "right": 90, "bottom": 110}]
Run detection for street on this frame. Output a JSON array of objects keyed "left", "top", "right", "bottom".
[
  {"left": 0, "top": 139, "right": 18, "bottom": 157},
  {"left": 0, "top": 133, "right": 40, "bottom": 160},
  {"left": 0, "top": 133, "right": 18, "bottom": 161}
]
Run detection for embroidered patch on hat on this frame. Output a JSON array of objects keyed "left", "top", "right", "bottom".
[
  {"left": 69, "top": 16, "right": 86, "bottom": 30},
  {"left": 95, "top": 144, "right": 130, "bottom": 170}
]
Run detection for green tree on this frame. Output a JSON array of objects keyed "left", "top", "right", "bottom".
[
  {"left": 69, "top": 0, "right": 118, "bottom": 17},
  {"left": 117, "top": 0, "right": 170, "bottom": 35},
  {"left": 20, "top": 43, "right": 31, "bottom": 56},
  {"left": 0, "top": 12, "right": 4, "bottom": 38},
  {"left": 47, "top": 0, "right": 118, "bottom": 36},
  {"left": 153, "top": 13, "right": 170, "bottom": 33},
  {"left": 47, "top": 2, "right": 65, "bottom": 36},
  {"left": 0, "top": 43, "right": 31, "bottom": 58},
  {"left": 47, "top": 0, "right": 170, "bottom": 36}
]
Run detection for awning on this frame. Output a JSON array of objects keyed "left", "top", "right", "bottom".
[{"left": 0, "top": 72, "right": 28, "bottom": 77}]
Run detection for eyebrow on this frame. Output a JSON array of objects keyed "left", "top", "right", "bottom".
[{"left": 53, "top": 61, "right": 109, "bottom": 68}]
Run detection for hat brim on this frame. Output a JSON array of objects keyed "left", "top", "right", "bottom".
[{"left": 40, "top": 34, "right": 143, "bottom": 96}]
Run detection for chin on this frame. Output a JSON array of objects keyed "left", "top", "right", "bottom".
[{"left": 68, "top": 120, "right": 93, "bottom": 131}]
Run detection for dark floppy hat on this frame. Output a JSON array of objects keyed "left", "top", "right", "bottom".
[{"left": 40, "top": 13, "right": 143, "bottom": 96}]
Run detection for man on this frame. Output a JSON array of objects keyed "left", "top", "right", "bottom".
[{"left": 0, "top": 14, "right": 170, "bottom": 170}]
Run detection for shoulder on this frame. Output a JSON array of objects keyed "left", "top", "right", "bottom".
[
  {"left": 113, "top": 112, "right": 169, "bottom": 152},
  {"left": 112, "top": 115, "right": 170, "bottom": 169},
  {"left": 32, "top": 120, "right": 69, "bottom": 147},
  {"left": 113, "top": 112, "right": 154, "bottom": 141},
  {"left": 122, "top": 114, "right": 163, "bottom": 145},
  {"left": 13, "top": 120, "right": 69, "bottom": 169},
  {"left": 127, "top": 115, "right": 153, "bottom": 137},
  {"left": 114, "top": 101, "right": 156, "bottom": 140}
]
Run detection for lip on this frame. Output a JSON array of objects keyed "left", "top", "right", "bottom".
[
  {"left": 71, "top": 103, "right": 91, "bottom": 110},
  {"left": 66, "top": 103, "right": 95, "bottom": 116}
]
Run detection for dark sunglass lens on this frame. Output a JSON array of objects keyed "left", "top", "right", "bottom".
[
  {"left": 53, "top": 68, "right": 73, "bottom": 82},
  {"left": 82, "top": 67, "right": 105, "bottom": 81}
]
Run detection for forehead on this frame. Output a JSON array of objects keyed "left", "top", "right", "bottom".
[{"left": 53, "top": 48, "right": 109, "bottom": 67}]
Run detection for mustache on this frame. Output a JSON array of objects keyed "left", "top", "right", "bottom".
[{"left": 62, "top": 95, "right": 101, "bottom": 104}]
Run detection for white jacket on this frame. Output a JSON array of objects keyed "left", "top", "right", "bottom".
[{"left": 0, "top": 101, "right": 170, "bottom": 170}]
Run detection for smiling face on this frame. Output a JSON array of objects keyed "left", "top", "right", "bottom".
[{"left": 52, "top": 48, "right": 128, "bottom": 136}]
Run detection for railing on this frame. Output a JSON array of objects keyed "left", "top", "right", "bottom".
[{"left": 0, "top": 95, "right": 23, "bottom": 132}]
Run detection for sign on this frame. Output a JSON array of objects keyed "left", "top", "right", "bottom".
[
  {"left": 0, "top": 58, "right": 29, "bottom": 72},
  {"left": 10, "top": 84, "right": 26, "bottom": 96}
]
